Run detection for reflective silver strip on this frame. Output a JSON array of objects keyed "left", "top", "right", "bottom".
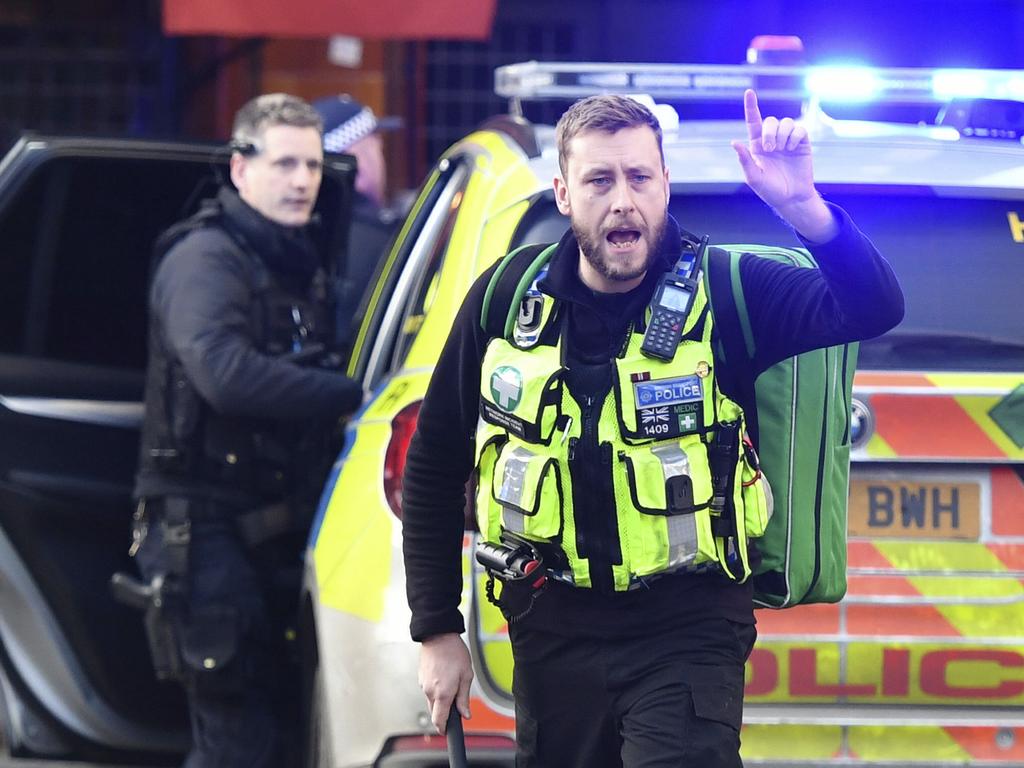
[
  {"left": 744, "top": 701, "right": 1024, "bottom": 728},
  {"left": 497, "top": 445, "right": 535, "bottom": 534},
  {"left": 0, "top": 396, "right": 142, "bottom": 429},
  {"left": 855, "top": 385, "right": 1013, "bottom": 397},
  {"left": 650, "top": 444, "right": 698, "bottom": 568}
]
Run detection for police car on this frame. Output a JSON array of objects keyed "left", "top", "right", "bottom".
[{"left": 305, "top": 51, "right": 1024, "bottom": 767}]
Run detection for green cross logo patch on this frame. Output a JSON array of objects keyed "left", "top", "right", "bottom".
[{"left": 490, "top": 366, "right": 523, "bottom": 412}]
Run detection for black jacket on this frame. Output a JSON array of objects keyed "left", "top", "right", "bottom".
[
  {"left": 134, "top": 187, "right": 363, "bottom": 503},
  {"left": 402, "top": 205, "right": 904, "bottom": 642}
]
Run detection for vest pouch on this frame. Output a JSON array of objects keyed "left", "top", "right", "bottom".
[
  {"left": 615, "top": 440, "right": 718, "bottom": 574},
  {"left": 180, "top": 605, "right": 242, "bottom": 694},
  {"left": 474, "top": 433, "right": 506, "bottom": 542},
  {"left": 201, "top": 418, "right": 287, "bottom": 496},
  {"left": 491, "top": 443, "right": 563, "bottom": 541},
  {"left": 170, "top": 371, "right": 202, "bottom": 444},
  {"left": 480, "top": 344, "right": 564, "bottom": 445}
]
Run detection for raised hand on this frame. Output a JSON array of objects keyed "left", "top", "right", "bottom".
[{"left": 731, "top": 89, "right": 837, "bottom": 242}]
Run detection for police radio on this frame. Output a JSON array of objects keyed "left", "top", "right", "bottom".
[{"left": 640, "top": 234, "right": 709, "bottom": 361}]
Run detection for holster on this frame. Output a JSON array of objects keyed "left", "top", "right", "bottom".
[
  {"left": 111, "top": 498, "right": 193, "bottom": 682},
  {"left": 111, "top": 568, "right": 186, "bottom": 682}
]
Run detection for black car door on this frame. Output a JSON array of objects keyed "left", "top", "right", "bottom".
[{"left": 0, "top": 137, "right": 354, "bottom": 759}]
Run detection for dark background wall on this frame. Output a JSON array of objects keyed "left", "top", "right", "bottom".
[
  {"left": 0, "top": 0, "right": 1022, "bottom": 193},
  {"left": 589, "top": 0, "right": 1024, "bottom": 68}
]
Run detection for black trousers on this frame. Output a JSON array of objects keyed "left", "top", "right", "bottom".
[
  {"left": 134, "top": 499, "right": 288, "bottom": 768},
  {"left": 507, "top": 599, "right": 756, "bottom": 768}
]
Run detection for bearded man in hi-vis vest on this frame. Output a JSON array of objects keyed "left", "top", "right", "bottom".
[{"left": 402, "top": 91, "right": 904, "bottom": 767}]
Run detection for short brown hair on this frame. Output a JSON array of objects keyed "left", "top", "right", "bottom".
[
  {"left": 231, "top": 93, "right": 323, "bottom": 152},
  {"left": 555, "top": 94, "right": 664, "bottom": 178}
]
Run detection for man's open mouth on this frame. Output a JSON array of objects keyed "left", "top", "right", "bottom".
[{"left": 607, "top": 229, "right": 641, "bottom": 249}]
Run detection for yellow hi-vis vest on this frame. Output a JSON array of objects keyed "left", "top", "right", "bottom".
[{"left": 474, "top": 271, "right": 773, "bottom": 591}]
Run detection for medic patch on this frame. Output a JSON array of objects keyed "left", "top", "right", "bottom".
[
  {"left": 490, "top": 366, "right": 523, "bottom": 412},
  {"left": 633, "top": 375, "right": 704, "bottom": 438}
]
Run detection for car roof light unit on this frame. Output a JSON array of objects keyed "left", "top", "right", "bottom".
[
  {"left": 933, "top": 69, "right": 1024, "bottom": 102},
  {"left": 494, "top": 61, "right": 1024, "bottom": 108},
  {"left": 806, "top": 66, "right": 881, "bottom": 103}
]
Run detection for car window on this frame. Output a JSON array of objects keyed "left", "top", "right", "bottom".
[
  {"left": 362, "top": 158, "right": 470, "bottom": 387},
  {"left": 0, "top": 154, "right": 220, "bottom": 371},
  {"left": 389, "top": 177, "right": 466, "bottom": 371},
  {"left": 0, "top": 150, "right": 353, "bottom": 374},
  {"left": 511, "top": 187, "right": 1024, "bottom": 371}
]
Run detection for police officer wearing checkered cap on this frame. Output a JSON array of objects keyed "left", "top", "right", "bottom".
[{"left": 313, "top": 95, "right": 401, "bottom": 348}]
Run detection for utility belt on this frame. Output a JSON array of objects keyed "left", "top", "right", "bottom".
[
  {"left": 112, "top": 495, "right": 307, "bottom": 681},
  {"left": 476, "top": 529, "right": 732, "bottom": 624},
  {"left": 150, "top": 430, "right": 295, "bottom": 494}
]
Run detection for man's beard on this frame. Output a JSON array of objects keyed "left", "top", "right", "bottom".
[{"left": 573, "top": 213, "right": 669, "bottom": 285}]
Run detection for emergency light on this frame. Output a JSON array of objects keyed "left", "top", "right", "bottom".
[{"left": 495, "top": 61, "right": 1024, "bottom": 107}]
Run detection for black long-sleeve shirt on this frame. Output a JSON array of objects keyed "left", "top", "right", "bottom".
[{"left": 402, "top": 204, "right": 904, "bottom": 642}]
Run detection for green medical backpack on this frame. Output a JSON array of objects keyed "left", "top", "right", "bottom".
[
  {"left": 481, "top": 241, "right": 856, "bottom": 608},
  {"left": 706, "top": 245, "right": 856, "bottom": 608}
]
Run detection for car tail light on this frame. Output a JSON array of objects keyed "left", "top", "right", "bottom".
[
  {"left": 383, "top": 401, "right": 421, "bottom": 519},
  {"left": 383, "top": 399, "right": 479, "bottom": 531}
]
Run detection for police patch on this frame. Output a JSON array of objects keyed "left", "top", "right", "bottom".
[{"left": 634, "top": 375, "right": 704, "bottom": 438}]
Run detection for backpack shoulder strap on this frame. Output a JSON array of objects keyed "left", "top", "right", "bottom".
[
  {"left": 705, "top": 245, "right": 763, "bottom": 442},
  {"left": 480, "top": 242, "right": 558, "bottom": 340},
  {"left": 705, "top": 246, "right": 755, "bottom": 366}
]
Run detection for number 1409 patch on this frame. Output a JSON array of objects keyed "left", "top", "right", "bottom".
[{"left": 632, "top": 375, "right": 704, "bottom": 438}]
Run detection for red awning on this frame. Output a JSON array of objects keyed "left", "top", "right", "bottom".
[{"left": 163, "top": 0, "right": 496, "bottom": 40}]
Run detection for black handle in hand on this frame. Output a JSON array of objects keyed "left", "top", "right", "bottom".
[{"left": 446, "top": 705, "right": 468, "bottom": 768}]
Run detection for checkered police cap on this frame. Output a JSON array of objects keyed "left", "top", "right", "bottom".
[{"left": 313, "top": 95, "right": 380, "bottom": 152}]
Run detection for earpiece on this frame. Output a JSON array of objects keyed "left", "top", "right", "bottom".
[{"left": 229, "top": 139, "right": 258, "bottom": 156}]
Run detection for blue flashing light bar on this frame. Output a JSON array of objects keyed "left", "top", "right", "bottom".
[
  {"left": 495, "top": 61, "right": 1024, "bottom": 106},
  {"left": 932, "top": 69, "right": 1024, "bottom": 101},
  {"left": 805, "top": 66, "right": 881, "bottom": 102}
]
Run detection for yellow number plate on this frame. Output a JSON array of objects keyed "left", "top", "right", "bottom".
[{"left": 848, "top": 478, "right": 980, "bottom": 540}]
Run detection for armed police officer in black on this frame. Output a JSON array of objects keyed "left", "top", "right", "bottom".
[
  {"left": 404, "top": 92, "right": 904, "bottom": 767},
  {"left": 131, "top": 93, "right": 362, "bottom": 768}
]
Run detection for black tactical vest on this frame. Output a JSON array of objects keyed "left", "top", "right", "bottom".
[{"left": 135, "top": 195, "right": 337, "bottom": 506}]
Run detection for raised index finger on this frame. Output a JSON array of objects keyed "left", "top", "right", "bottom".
[{"left": 743, "top": 89, "right": 763, "bottom": 142}]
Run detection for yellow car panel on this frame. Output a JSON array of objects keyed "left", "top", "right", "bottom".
[{"left": 315, "top": 371, "right": 430, "bottom": 621}]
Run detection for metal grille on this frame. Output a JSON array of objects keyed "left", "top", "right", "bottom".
[
  {"left": 424, "top": 17, "right": 580, "bottom": 162},
  {"left": 0, "top": 0, "right": 165, "bottom": 147}
]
